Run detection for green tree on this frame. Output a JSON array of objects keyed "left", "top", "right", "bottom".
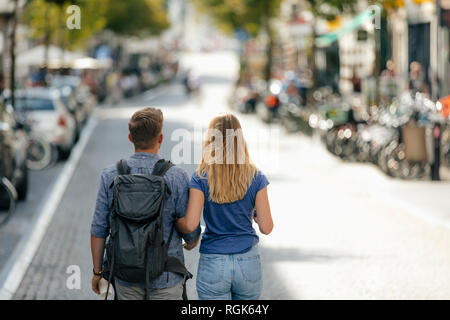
[
  {"left": 22, "top": 0, "right": 107, "bottom": 51},
  {"left": 192, "top": 0, "right": 282, "bottom": 82},
  {"left": 103, "top": 0, "right": 169, "bottom": 36},
  {"left": 22, "top": 0, "right": 170, "bottom": 51}
]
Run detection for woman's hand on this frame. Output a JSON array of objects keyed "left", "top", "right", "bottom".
[{"left": 183, "top": 236, "right": 200, "bottom": 251}]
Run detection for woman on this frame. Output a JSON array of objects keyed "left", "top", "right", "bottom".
[{"left": 176, "top": 114, "right": 273, "bottom": 300}]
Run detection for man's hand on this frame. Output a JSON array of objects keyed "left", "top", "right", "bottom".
[
  {"left": 183, "top": 236, "right": 200, "bottom": 251},
  {"left": 92, "top": 275, "right": 102, "bottom": 295},
  {"left": 90, "top": 235, "right": 106, "bottom": 295}
]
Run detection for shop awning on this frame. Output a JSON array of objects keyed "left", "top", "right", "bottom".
[
  {"left": 315, "top": 8, "right": 377, "bottom": 47},
  {"left": 16, "top": 45, "right": 83, "bottom": 68}
]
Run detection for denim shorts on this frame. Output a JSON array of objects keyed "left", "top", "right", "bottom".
[{"left": 196, "top": 245, "right": 263, "bottom": 300}]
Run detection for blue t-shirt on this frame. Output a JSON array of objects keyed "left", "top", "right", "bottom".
[{"left": 189, "top": 170, "right": 269, "bottom": 254}]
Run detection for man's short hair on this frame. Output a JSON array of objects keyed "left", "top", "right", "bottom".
[{"left": 128, "top": 107, "right": 163, "bottom": 149}]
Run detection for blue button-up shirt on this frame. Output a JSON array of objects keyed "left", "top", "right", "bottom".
[{"left": 90, "top": 152, "right": 200, "bottom": 289}]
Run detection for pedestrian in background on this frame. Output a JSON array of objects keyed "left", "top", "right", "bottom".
[
  {"left": 409, "top": 61, "right": 429, "bottom": 96},
  {"left": 176, "top": 114, "right": 274, "bottom": 300}
]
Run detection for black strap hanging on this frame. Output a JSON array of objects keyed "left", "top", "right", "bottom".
[
  {"left": 116, "top": 159, "right": 131, "bottom": 175},
  {"left": 152, "top": 159, "right": 174, "bottom": 177}
]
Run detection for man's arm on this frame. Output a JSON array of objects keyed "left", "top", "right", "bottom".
[
  {"left": 90, "top": 235, "right": 105, "bottom": 294},
  {"left": 91, "top": 235, "right": 106, "bottom": 272},
  {"left": 90, "top": 171, "right": 111, "bottom": 294}
]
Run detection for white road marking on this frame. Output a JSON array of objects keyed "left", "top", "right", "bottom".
[{"left": 0, "top": 117, "right": 98, "bottom": 300}]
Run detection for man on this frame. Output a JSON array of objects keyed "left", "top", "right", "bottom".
[{"left": 90, "top": 107, "right": 201, "bottom": 300}]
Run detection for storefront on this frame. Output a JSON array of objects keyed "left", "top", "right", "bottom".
[
  {"left": 315, "top": 8, "right": 378, "bottom": 96},
  {"left": 389, "top": 0, "right": 445, "bottom": 98},
  {"left": 438, "top": 0, "right": 450, "bottom": 97}
]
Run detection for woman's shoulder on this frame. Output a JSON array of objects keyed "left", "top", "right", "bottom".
[
  {"left": 189, "top": 171, "right": 208, "bottom": 189},
  {"left": 191, "top": 170, "right": 207, "bottom": 180},
  {"left": 253, "top": 169, "right": 266, "bottom": 180},
  {"left": 252, "top": 169, "right": 269, "bottom": 191}
]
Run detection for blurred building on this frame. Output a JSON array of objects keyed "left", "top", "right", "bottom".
[
  {"left": 388, "top": 0, "right": 449, "bottom": 99},
  {"left": 276, "top": 1, "right": 380, "bottom": 96},
  {"left": 332, "top": 9, "right": 378, "bottom": 96},
  {"left": 278, "top": 0, "right": 314, "bottom": 71},
  {"left": 276, "top": 0, "right": 449, "bottom": 105},
  {"left": 437, "top": 0, "right": 450, "bottom": 97}
]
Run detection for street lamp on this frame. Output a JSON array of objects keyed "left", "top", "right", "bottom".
[
  {"left": 0, "top": 2, "right": 15, "bottom": 82},
  {"left": 0, "top": 0, "right": 19, "bottom": 108}
]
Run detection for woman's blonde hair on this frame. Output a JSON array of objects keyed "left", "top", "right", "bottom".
[{"left": 197, "top": 114, "right": 257, "bottom": 204}]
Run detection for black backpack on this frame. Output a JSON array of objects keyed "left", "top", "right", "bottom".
[{"left": 103, "top": 159, "right": 192, "bottom": 300}]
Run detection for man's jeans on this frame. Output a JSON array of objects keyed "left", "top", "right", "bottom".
[
  {"left": 196, "top": 245, "right": 263, "bottom": 300},
  {"left": 114, "top": 279, "right": 184, "bottom": 300}
]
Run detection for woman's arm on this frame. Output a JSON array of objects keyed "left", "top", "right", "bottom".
[
  {"left": 176, "top": 188, "right": 204, "bottom": 234},
  {"left": 254, "top": 186, "right": 273, "bottom": 235}
]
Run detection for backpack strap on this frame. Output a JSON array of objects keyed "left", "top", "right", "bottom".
[
  {"left": 166, "top": 257, "right": 193, "bottom": 279},
  {"left": 165, "top": 256, "right": 193, "bottom": 300},
  {"left": 116, "top": 159, "right": 131, "bottom": 175},
  {"left": 152, "top": 159, "right": 174, "bottom": 177},
  {"left": 164, "top": 218, "right": 192, "bottom": 300}
]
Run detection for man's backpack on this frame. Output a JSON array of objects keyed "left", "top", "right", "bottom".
[{"left": 103, "top": 159, "right": 192, "bottom": 300}]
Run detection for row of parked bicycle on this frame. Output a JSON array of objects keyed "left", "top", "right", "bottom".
[
  {"left": 231, "top": 79, "right": 450, "bottom": 180},
  {"left": 0, "top": 75, "right": 97, "bottom": 225}
]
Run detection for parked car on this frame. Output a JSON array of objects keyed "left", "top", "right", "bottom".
[
  {"left": 50, "top": 75, "right": 91, "bottom": 125},
  {"left": 51, "top": 84, "right": 83, "bottom": 142},
  {"left": 7, "top": 88, "right": 78, "bottom": 159},
  {"left": 0, "top": 99, "right": 29, "bottom": 200}
]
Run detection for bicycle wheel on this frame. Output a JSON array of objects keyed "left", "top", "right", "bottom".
[
  {"left": 26, "top": 137, "right": 52, "bottom": 171},
  {"left": 0, "top": 177, "right": 17, "bottom": 227}
]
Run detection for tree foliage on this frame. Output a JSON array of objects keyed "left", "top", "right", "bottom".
[
  {"left": 103, "top": 0, "right": 169, "bottom": 36},
  {"left": 22, "top": 0, "right": 170, "bottom": 50},
  {"left": 191, "top": 0, "right": 282, "bottom": 37},
  {"left": 22, "top": 0, "right": 107, "bottom": 50}
]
